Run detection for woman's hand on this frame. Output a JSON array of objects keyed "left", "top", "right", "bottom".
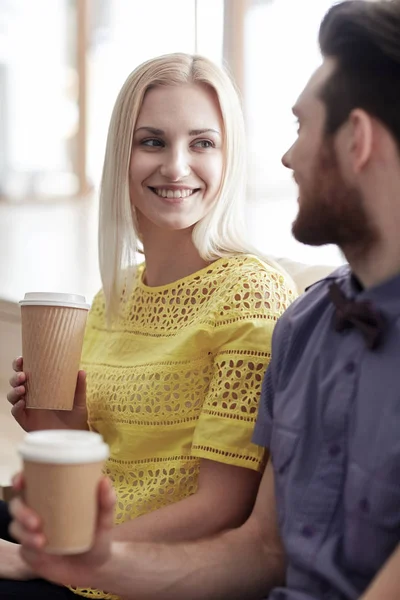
[
  {"left": 7, "top": 357, "right": 88, "bottom": 432},
  {"left": 8, "top": 473, "right": 116, "bottom": 588}
]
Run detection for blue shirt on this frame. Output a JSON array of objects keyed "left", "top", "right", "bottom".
[{"left": 253, "top": 266, "right": 400, "bottom": 600}]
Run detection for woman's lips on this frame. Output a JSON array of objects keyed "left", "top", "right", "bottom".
[{"left": 148, "top": 187, "right": 200, "bottom": 202}]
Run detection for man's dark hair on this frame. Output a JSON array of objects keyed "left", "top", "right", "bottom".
[{"left": 319, "top": 0, "right": 400, "bottom": 149}]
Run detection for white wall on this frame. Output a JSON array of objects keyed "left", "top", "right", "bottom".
[
  {"left": 247, "top": 196, "right": 344, "bottom": 267},
  {"left": 0, "top": 299, "right": 24, "bottom": 484}
]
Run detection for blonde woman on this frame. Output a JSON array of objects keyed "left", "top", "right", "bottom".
[{"left": 2, "top": 53, "right": 295, "bottom": 599}]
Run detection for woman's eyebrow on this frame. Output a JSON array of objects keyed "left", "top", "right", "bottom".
[
  {"left": 134, "top": 126, "right": 221, "bottom": 136},
  {"left": 134, "top": 126, "right": 164, "bottom": 135},
  {"left": 189, "top": 128, "right": 221, "bottom": 136}
]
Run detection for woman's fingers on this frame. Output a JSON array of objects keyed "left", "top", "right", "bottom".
[
  {"left": 9, "top": 371, "right": 25, "bottom": 388},
  {"left": 7, "top": 386, "right": 26, "bottom": 406},
  {"left": 7, "top": 371, "right": 26, "bottom": 406},
  {"left": 12, "top": 357, "right": 23, "bottom": 372}
]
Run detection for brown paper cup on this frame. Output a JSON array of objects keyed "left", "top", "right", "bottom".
[
  {"left": 20, "top": 293, "right": 90, "bottom": 410},
  {"left": 19, "top": 430, "right": 109, "bottom": 554}
]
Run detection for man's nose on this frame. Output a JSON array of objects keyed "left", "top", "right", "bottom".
[{"left": 160, "top": 149, "right": 190, "bottom": 180}]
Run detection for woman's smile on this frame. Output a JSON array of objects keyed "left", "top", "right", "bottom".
[{"left": 148, "top": 186, "right": 200, "bottom": 200}]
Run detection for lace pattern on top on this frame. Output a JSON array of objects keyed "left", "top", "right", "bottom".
[
  {"left": 71, "top": 255, "right": 296, "bottom": 599},
  {"left": 89, "top": 257, "right": 290, "bottom": 334}
]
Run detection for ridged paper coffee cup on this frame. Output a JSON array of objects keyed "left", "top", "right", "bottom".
[
  {"left": 20, "top": 293, "right": 90, "bottom": 410},
  {"left": 19, "top": 430, "right": 109, "bottom": 554}
]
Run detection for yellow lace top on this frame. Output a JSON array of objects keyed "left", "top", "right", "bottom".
[{"left": 72, "top": 255, "right": 295, "bottom": 599}]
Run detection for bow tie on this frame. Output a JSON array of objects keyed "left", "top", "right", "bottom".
[{"left": 328, "top": 282, "right": 385, "bottom": 350}]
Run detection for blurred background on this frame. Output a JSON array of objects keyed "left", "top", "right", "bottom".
[
  {"left": 0, "top": 0, "right": 345, "bottom": 304},
  {"left": 0, "top": 0, "right": 347, "bottom": 482}
]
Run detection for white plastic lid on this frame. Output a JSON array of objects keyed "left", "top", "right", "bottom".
[
  {"left": 19, "top": 292, "right": 90, "bottom": 310},
  {"left": 18, "top": 430, "right": 109, "bottom": 464}
]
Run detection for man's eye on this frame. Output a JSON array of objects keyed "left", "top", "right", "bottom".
[
  {"left": 193, "top": 140, "right": 214, "bottom": 149},
  {"left": 141, "top": 139, "right": 164, "bottom": 147}
]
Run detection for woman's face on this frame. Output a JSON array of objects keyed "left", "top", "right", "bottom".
[{"left": 129, "top": 83, "right": 224, "bottom": 234}]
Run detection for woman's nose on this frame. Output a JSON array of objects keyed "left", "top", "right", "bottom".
[
  {"left": 281, "top": 144, "right": 293, "bottom": 169},
  {"left": 160, "top": 149, "right": 190, "bottom": 181}
]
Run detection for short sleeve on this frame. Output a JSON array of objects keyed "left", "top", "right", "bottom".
[
  {"left": 252, "top": 350, "right": 276, "bottom": 450},
  {"left": 191, "top": 263, "right": 296, "bottom": 472},
  {"left": 253, "top": 313, "right": 292, "bottom": 449}
]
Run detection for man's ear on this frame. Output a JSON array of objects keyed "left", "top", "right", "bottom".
[{"left": 347, "top": 109, "right": 373, "bottom": 173}]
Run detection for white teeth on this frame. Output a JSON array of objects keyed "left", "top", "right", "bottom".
[{"left": 153, "top": 188, "right": 195, "bottom": 199}]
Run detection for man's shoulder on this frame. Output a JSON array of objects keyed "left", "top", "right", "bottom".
[
  {"left": 267, "top": 264, "right": 350, "bottom": 390},
  {"left": 271, "top": 264, "right": 350, "bottom": 351},
  {"left": 304, "top": 264, "right": 350, "bottom": 293},
  {"left": 281, "top": 264, "right": 349, "bottom": 319}
]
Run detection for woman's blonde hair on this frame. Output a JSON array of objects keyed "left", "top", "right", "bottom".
[{"left": 99, "top": 52, "right": 284, "bottom": 321}]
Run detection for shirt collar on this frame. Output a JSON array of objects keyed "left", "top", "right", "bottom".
[{"left": 333, "top": 265, "right": 400, "bottom": 320}]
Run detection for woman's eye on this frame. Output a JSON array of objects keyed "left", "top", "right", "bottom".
[
  {"left": 193, "top": 139, "right": 214, "bottom": 149},
  {"left": 141, "top": 139, "right": 164, "bottom": 147}
]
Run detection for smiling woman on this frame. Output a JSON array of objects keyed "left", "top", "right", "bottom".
[
  {"left": 98, "top": 52, "right": 259, "bottom": 319},
  {"left": 2, "top": 52, "right": 296, "bottom": 600},
  {"left": 129, "top": 84, "right": 224, "bottom": 237}
]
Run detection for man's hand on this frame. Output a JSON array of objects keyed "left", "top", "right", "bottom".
[
  {"left": 360, "top": 544, "right": 400, "bottom": 600},
  {"left": 8, "top": 473, "right": 116, "bottom": 589},
  {"left": 9, "top": 463, "right": 284, "bottom": 600},
  {"left": 0, "top": 538, "right": 35, "bottom": 581}
]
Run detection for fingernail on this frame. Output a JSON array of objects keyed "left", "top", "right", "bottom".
[
  {"left": 27, "top": 516, "right": 38, "bottom": 529},
  {"left": 35, "top": 534, "right": 45, "bottom": 547}
]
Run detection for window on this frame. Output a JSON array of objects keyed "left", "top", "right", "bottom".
[
  {"left": 0, "top": 0, "right": 78, "bottom": 198},
  {"left": 243, "top": 0, "right": 344, "bottom": 266},
  {"left": 86, "top": 0, "right": 224, "bottom": 186},
  {"left": 0, "top": 0, "right": 224, "bottom": 200}
]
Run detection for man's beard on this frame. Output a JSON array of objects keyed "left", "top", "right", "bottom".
[{"left": 292, "top": 138, "right": 377, "bottom": 253}]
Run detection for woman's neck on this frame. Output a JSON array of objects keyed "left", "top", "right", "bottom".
[{"left": 141, "top": 228, "right": 210, "bottom": 287}]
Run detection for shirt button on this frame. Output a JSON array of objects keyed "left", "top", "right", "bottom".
[
  {"left": 359, "top": 498, "right": 370, "bottom": 513},
  {"left": 329, "top": 444, "right": 341, "bottom": 457},
  {"left": 320, "top": 580, "right": 330, "bottom": 594},
  {"left": 345, "top": 361, "right": 356, "bottom": 374},
  {"left": 301, "top": 525, "right": 315, "bottom": 538}
]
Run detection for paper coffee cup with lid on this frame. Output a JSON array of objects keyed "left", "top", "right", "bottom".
[
  {"left": 19, "top": 429, "right": 109, "bottom": 554},
  {"left": 19, "top": 292, "right": 90, "bottom": 410}
]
